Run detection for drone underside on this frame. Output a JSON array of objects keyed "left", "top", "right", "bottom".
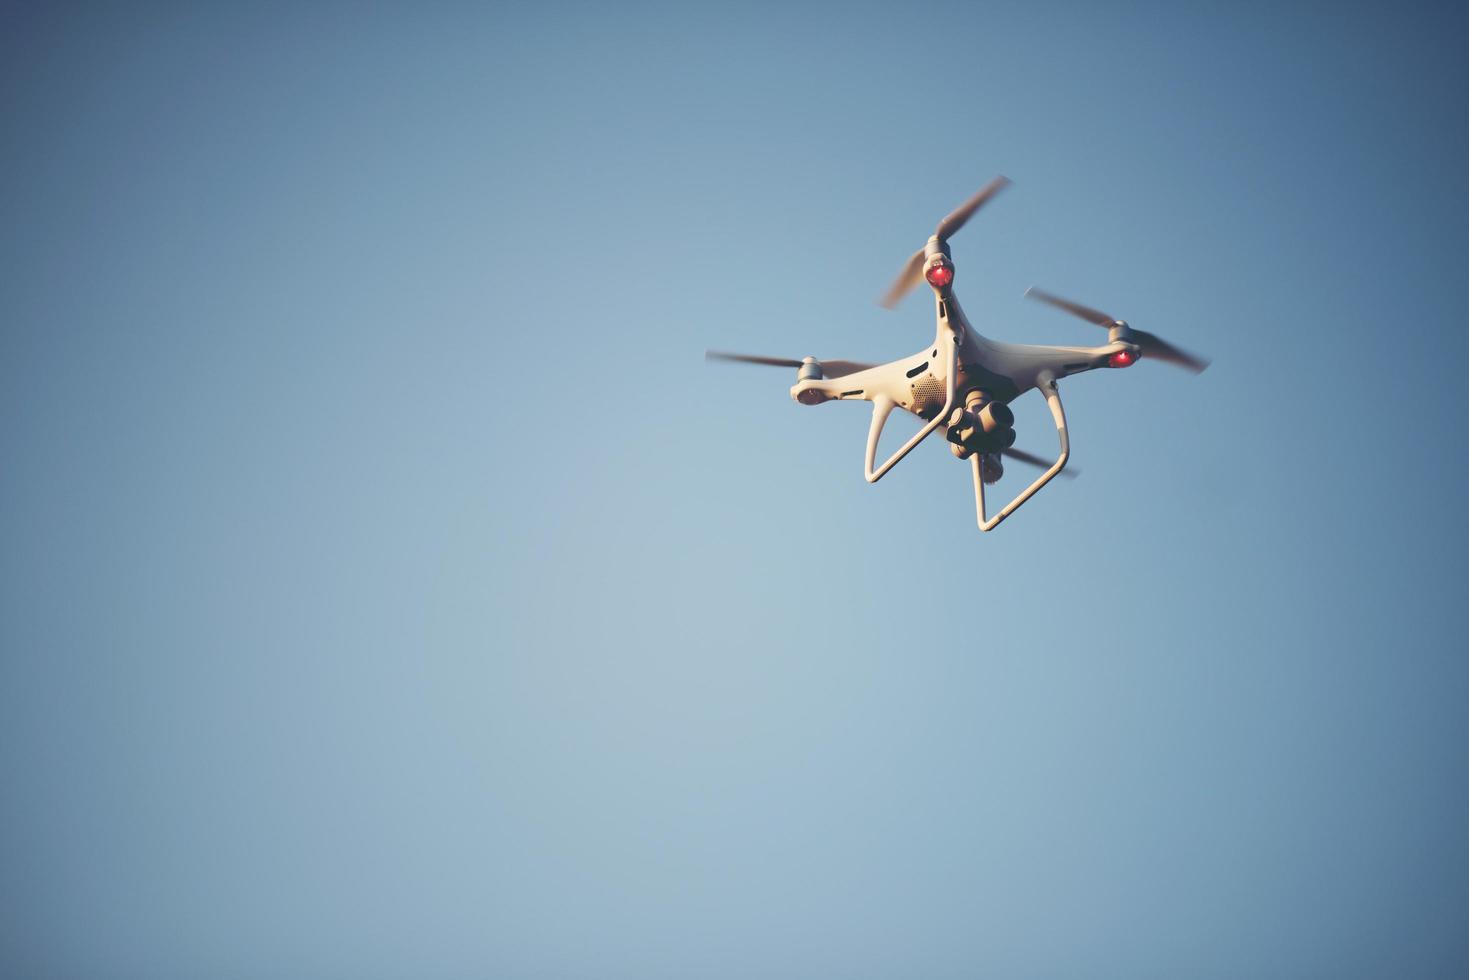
[{"left": 708, "top": 177, "right": 1208, "bottom": 531}]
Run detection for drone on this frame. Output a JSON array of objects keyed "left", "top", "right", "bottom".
[{"left": 708, "top": 177, "right": 1209, "bottom": 531}]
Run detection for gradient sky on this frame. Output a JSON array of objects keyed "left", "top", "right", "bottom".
[{"left": 3, "top": 2, "right": 1468, "bottom": 977}]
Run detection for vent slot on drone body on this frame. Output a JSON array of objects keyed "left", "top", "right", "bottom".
[
  {"left": 905, "top": 361, "right": 929, "bottom": 379},
  {"left": 841, "top": 389, "right": 863, "bottom": 397}
]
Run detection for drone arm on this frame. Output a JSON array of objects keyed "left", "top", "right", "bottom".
[
  {"left": 863, "top": 336, "right": 958, "bottom": 484},
  {"left": 973, "top": 376, "right": 1070, "bottom": 531}
]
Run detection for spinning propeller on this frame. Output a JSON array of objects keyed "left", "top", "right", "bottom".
[
  {"left": 880, "top": 175, "right": 1011, "bottom": 309},
  {"left": 705, "top": 350, "right": 875, "bottom": 379},
  {"left": 1001, "top": 446, "right": 1079, "bottom": 478},
  {"left": 1025, "top": 287, "right": 1210, "bottom": 374}
]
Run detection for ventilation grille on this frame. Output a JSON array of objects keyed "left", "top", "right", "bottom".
[{"left": 910, "top": 375, "right": 944, "bottom": 417}]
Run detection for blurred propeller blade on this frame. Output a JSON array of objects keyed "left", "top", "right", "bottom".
[
  {"left": 879, "top": 248, "right": 925, "bottom": 309},
  {"left": 1001, "top": 447, "right": 1079, "bottom": 478},
  {"left": 705, "top": 351, "right": 803, "bottom": 369},
  {"left": 935, "top": 175, "right": 1011, "bottom": 241},
  {"left": 1129, "top": 329, "right": 1210, "bottom": 374},
  {"left": 1024, "top": 286, "right": 1116, "bottom": 327},
  {"left": 704, "top": 351, "right": 875, "bottom": 378},
  {"left": 880, "top": 177, "right": 1010, "bottom": 309},
  {"left": 1025, "top": 288, "right": 1210, "bottom": 374}
]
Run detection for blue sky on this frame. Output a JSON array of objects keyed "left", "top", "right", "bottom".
[{"left": 3, "top": 3, "right": 1467, "bottom": 977}]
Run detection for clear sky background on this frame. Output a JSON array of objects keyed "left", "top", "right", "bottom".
[{"left": 3, "top": 2, "right": 1467, "bottom": 977}]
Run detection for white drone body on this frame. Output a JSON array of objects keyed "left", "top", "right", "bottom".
[{"left": 709, "top": 177, "right": 1208, "bottom": 532}]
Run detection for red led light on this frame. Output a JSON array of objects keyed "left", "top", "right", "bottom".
[
  {"left": 1108, "top": 349, "right": 1137, "bottom": 368},
  {"left": 925, "top": 263, "right": 954, "bottom": 288}
]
